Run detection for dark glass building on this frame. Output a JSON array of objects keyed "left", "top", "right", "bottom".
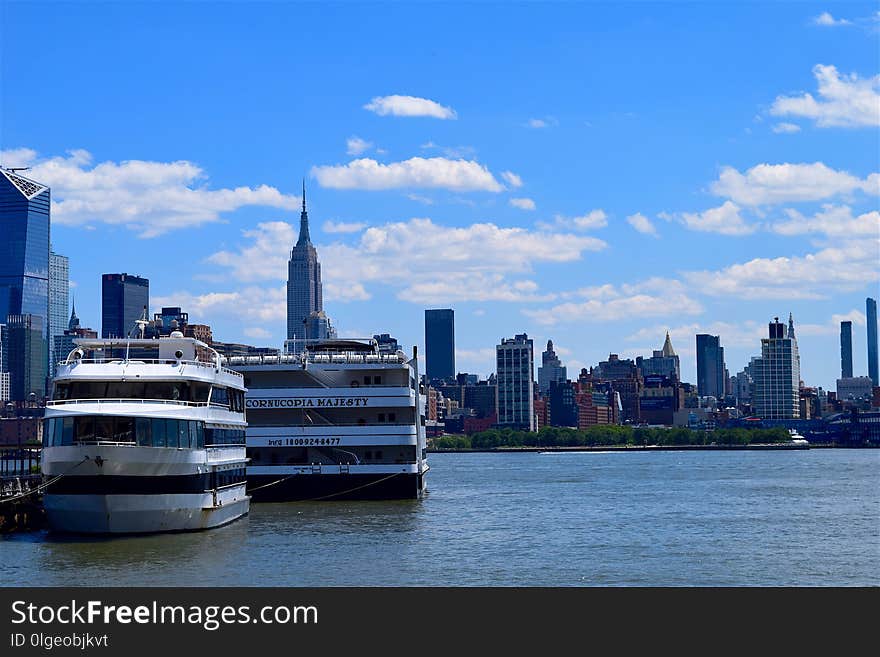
[
  {"left": 5, "top": 314, "right": 47, "bottom": 400},
  {"left": 102, "top": 273, "right": 150, "bottom": 338},
  {"left": 695, "top": 334, "right": 726, "bottom": 399},
  {"left": 868, "top": 297, "right": 878, "bottom": 387},
  {"left": 840, "top": 320, "right": 853, "bottom": 379},
  {"left": 425, "top": 308, "right": 455, "bottom": 382},
  {"left": 287, "top": 184, "right": 323, "bottom": 341},
  {"left": 0, "top": 169, "right": 50, "bottom": 398}
]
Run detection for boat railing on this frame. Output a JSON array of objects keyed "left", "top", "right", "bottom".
[
  {"left": 46, "top": 399, "right": 235, "bottom": 409},
  {"left": 67, "top": 440, "right": 137, "bottom": 446},
  {"left": 57, "top": 357, "right": 243, "bottom": 379},
  {"left": 226, "top": 353, "right": 408, "bottom": 366}
]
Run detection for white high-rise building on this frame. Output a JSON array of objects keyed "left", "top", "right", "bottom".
[
  {"left": 751, "top": 316, "right": 801, "bottom": 420},
  {"left": 496, "top": 333, "right": 535, "bottom": 431}
]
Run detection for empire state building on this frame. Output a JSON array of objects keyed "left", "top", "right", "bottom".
[{"left": 286, "top": 182, "right": 323, "bottom": 341}]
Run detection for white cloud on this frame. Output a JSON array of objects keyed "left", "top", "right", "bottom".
[
  {"left": 346, "top": 136, "right": 373, "bottom": 156},
  {"left": 679, "top": 201, "right": 756, "bottom": 236},
  {"left": 797, "top": 310, "right": 867, "bottom": 337},
  {"left": 770, "top": 205, "right": 880, "bottom": 237},
  {"left": 311, "top": 157, "right": 504, "bottom": 192},
  {"left": 772, "top": 122, "right": 802, "bottom": 134},
  {"left": 525, "top": 117, "right": 557, "bottom": 128},
  {"left": 542, "top": 209, "right": 608, "bottom": 231},
  {"left": 322, "top": 220, "right": 368, "bottom": 234},
  {"left": 501, "top": 171, "right": 523, "bottom": 188},
  {"left": 363, "top": 95, "right": 457, "bottom": 119},
  {"left": 769, "top": 64, "right": 880, "bottom": 128},
  {"left": 711, "top": 162, "right": 878, "bottom": 205},
  {"left": 153, "top": 286, "right": 287, "bottom": 326},
  {"left": 0, "top": 148, "right": 300, "bottom": 238},
  {"left": 406, "top": 193, "right": 435, "bottom": 205},
  {"left": 244, "top": 327, "right": 273, "bottom": 339},
  {"left": 509, "top": 197, "right": 536, "bottom": 211},
  {"left": 813, "top": 12, "right": 852, "bottom": 26},
  {"left": 525, "top": 289, "right": 703, "bottom": 326},
  {"left": 626, "top": 212, "right": 659, "bottom": 237},
  {"left": 527, "top": 278, "right": 702, "bottom": 326},
  {"left": 207, "top": 217, "right": 607, "bottom": 305},
  {"left": 684, "top": 238, "right": 880, "bottom": 299}
]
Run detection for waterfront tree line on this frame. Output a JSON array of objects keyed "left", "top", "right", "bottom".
[{"left": 431, "top": 425, "right": 793, "bottom": 450}]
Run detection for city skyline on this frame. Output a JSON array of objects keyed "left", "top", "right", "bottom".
[{"left": 2, "top": 2, "right": 878, "bottom": 391}]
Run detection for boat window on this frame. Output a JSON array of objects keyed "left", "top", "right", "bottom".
[
  {"left": 388, "top": 412, "right": 396, "bottom": 422},
  {"left": 177, "top": 420, "right": 188, "bottom": 448},
  {"left": 196, "top": 422, "right": 204, "bottom": 448},
  {"left": 363, "top": 376, "right": 371, "bottom": 385},
  {"left": 188, "top": 421, "right": 198, "bottom": 449},
  {"left": 191, "top": 383, "right": 210, "bottom": 403},
  {"left": 211, "top": 386, "right": 229, "bottom": 407},
  {"left": 53, "top": 419, "right": 63, "bottom": 446},
  {"left": 152, "top": 418, "right": 168, "bottom": 447},
  {"left": 114, "top": 417, "right": 134, "bottom": 443},
  {"left": 94, "top": 417, "right": 114, "bottom": 442},
  {"left": 62, "top": 418, "right": 74, "bottom": 445},
  {"left": 135, "top": 417, "right": 152, "bottom": 446},
  {"left": 165, "top": 420, "right": 179, "bottom": 448},
  {"left": 53, "top": 383, "right": 70, "bottom": 400},
  {"left": 74, "top": 416, "right": 95, "bottom": 442}
]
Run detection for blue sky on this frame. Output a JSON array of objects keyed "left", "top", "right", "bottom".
[{"left": 2, "top": 1, "right": 878, "bottom": 390}]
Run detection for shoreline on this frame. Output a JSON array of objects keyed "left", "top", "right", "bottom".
[{"left": 426, "top": 443, "right": 877, "bottom": 453}]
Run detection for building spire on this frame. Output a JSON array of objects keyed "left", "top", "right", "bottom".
[
  {"left": 661, "top": 330, "right": 676, "bottom": 357},
  {"left": 788, "top": 312, "right": 796, "bottom": 339},
  {"left": 68, "top": 296, "right": 80, "bottom": 330},
  {"left": 296, "top": 178, "right": 311, "bottom": 246}
]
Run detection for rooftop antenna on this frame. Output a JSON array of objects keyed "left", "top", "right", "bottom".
[{"left": 125, "top": 306, "right": 150, "bottom": 362}]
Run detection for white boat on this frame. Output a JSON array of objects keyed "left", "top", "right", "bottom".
[
  {"left": 227, "top": 338, "right": 428, "bottom": 501},
  {"left": 41, "top": 331, "right": 249, "bottom": 534},
  {"left": 788, "top": 429, "right": 809, "bottom": 446}
]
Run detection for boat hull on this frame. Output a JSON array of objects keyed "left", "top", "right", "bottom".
[
  {"left": 43, "top": 488, "right": 249, "bottom": 534},
  {"left": 248, "top": 471, "right": 427, "bottom": 502}
]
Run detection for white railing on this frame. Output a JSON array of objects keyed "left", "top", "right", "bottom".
[
  {"left": 46, "top": 398, "right": 233, "bottom": 409},
  {"left": 57, "top": 358, "right": 243, "bottom": 380}
]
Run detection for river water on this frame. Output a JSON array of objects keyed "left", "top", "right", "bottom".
[{"left": 2, "top": 449, "right": 878, "bottom": 586}]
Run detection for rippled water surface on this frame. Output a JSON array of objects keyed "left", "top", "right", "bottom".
[{"left": 2, "top": 449, "right": 878, "bottom": 586}]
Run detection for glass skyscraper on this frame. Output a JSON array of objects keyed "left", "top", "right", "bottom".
[
  {"left": 101, "top": 273, "right": 150, "bottom": 338},
  {"left": 867, "top": 297, "right": 878, "bottom": 387},
  {"left": 840, "top": 320, "right": 853, "bottom": 379},
  {"left": 0, "top": 169, "right": 51, "bottom": 399},
  {"left": 695, "top": 334, "right": 725, "bottom": 399},
  {"left": 287, "top": 184, "right": 323, "bottom": 342},
  {"left": 425, "top": 308, "right": 455, "bottom": 382},
  {"left": 49, "top": 249, "right": 69, "bottom": 377},
  {"left": 751, "top": 317, "right": 800, "bottom": 420}
]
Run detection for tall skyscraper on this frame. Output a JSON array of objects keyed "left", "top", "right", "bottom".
[
  {"left": 840, "top": 320, "right": 853, "bottom": 379},
  {"left": 287, "top": 183, "right": 323, "bottom": 341},
  {"left": 101, "top": 273, "right": 149, "bottom": 338},
  {"left": 751, "top": 316, "right": 801, "bottom": 419},
  {"left": 0, "top": 168, "right": 50, "bottom": 399},
  {"left": 537, "top": 340, "right": 567, "bottom": 395},
  {"left": 696, "top": 334, "right": 725, "bottom": 398},
  {"left": 425, "top": 308, "right": 455, "bottom": 382},
  {"left": 496, "top": 333, "right": 535, "bottom": 431},
  {"left": 867, "top": 297, "right": 878, "bottom": 387},
  {"left": 48, "top": 249, "right": 69, "bottom": 377}
]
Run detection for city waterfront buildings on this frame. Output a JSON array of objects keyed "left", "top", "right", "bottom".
[
  {"left": 286, "top": 184, "right": 323, "bottom": 342},
  {"left": 840, "top": 320, "right": 853, "bottom": 379},
  {"left": 636, "top": 332, "right": 681, "bottom": 381},
  {"left": 4, "top": 314, "right": 46, "bottom": 401},
  {"left": 751, "top": 316, "right": 801, "bottom": 420},
  {"left": 496, "top": 333, "right": 535, "bottom": 431},
  {"left": 696, "top": 334, "right": 726, "bottom": 399},
  {"left": 101, "top": 273, "right": 149, "bottom": 338},
  {"left": 425, "top": 308, "right": 455, "bottom": 383}
]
